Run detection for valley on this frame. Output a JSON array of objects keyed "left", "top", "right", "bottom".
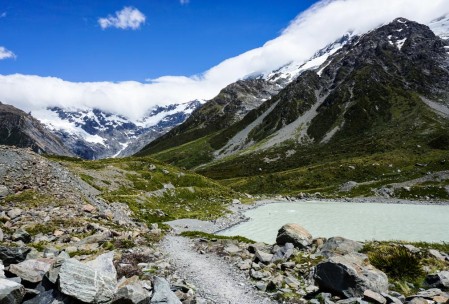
[{"left": 0, "top": 6, "right": 449, "bottom": 304}]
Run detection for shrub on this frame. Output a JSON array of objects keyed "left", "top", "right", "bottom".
[{"left": 366, "top": 245, "right": 423, "bottom": 281}]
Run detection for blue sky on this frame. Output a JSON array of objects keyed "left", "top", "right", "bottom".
[
  {"left": 0, "top": 0, "right": 317, "bottom": 82},
  {"left": 0, "top": 0, "right": 447, "bottom": 120}
]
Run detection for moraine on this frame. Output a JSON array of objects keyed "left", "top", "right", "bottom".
[{"left": 219, "top": 200, "right": 449, "bottom": 243}]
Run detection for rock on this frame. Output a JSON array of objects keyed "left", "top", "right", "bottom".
[
  {"left": 0, "top": 261, "right": 4, "bottom": 278},
  {"left": 0, "top": 246, "right": 31, "bottom": 266},
  {"left": 272, "top": 243, "right": 294, "bottom": 262},
  {"left": 415, "top": 288, "right": 444, "bottom": 298},
  {"left": 58, "top": 254, "right": 117, "bottom": 303},
  {"left": 7, "top": 208, "right": 22, "bottom": 219},
  {"left": 85, "top": 251, "right": 117, "bottom": 280},
  {"left": 12, "top": 229, "right": 32, "bottom": 243},
  {"left": 254, "top": 248, "right": 273, "bottom": 264},
  {"left": 256, "top": 282, "right": 267, "bottom": 291},
  {"left": 284, "top": 276, "right": 301, "bottom": 288},
  {"left": 0, "top": 185, "right": 10, "bottom": 197},
  {"left": 428, "top": 249, "right": 448, "bottom": 262},
  {"left": 276, "top": 224, "right": 312, "bottom": 249},
  {"left": 0, "top": 228, "right": 3, "bottom": 242},
  {"left": 426, "top": 271, "right": 449, "bottom": 289},
  {"left": 150, "top": 277, "right": 182, "bottom": 304},
  {"left": 402, "top": 245, "right": 420, "bottom": 254},
  {"left": 250, "top": 269, "right": 265, "bottom": 280},
  {"left": 22, "top": 287, "right": 76, "bottom": 304},
  {"left": 53, "top": 230, "right": 64, "bottom": 237},
  {"left": 408, "top": 298, "right": 427, "bottom": 304},
  {"left": 363, "top": 290, "right": 386, "bottom": 304},
  {"left": 83, "top": 204, "right": 96, "bottom": 213},
  {"left": 314, "top": 253, "right": 389, "bottom": 298},
  {"left": 320, "top": 237, "right": 363, "bottom": 258},
  {"left": 113, "top": 276, "right": 152, "bottom": 304},
  {"left": 224, "top": 244, "right": 241, "bottom": 254},
  {"left": 0, "top": 278, "right": 25, "bottom": 304},
  {"left": 75, "top": 232, "right": 111, "bottom": 246},
  {"left": 340, "top": 181, "right": 358, "bottom": 192},
  {"left": 433, "top": 295, "right": 449, "bottom": 303},
  {"left": 381, "top": 293, "right": 402, "bottom": 304},
  {"left": 8, "top": 258, "right": 55, "bottom": 283},
  {"left": 43, "top": 247, "right": 60, "bottom": 259}
]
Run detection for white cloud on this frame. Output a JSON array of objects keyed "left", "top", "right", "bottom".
[
  {"left": 0, "top": 47, "right": 16, "bottom": 60},
  {"left": 0, "top": 12, "right": 6, "bottom": 18},
  {"left": 98, "top": 6, "right": 146, "bottom": 30},
  {"left": 180, "top": 0, "right": 190, "bottom": 4},
  {"left": 1, "top": 0, "right": 448, "bottom": 121}
]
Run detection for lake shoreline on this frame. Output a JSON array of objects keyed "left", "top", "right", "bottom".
[{"left": 214, "top": 196, "right": 449, "bottom": 242}]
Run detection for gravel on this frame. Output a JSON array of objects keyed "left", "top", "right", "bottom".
[{"left": 161, "top": 235, "right": 276, "bottom": 304}]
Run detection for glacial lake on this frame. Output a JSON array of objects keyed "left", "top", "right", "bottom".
[{"left": 219, "top": 201, "right": 449, "bottom": 243}]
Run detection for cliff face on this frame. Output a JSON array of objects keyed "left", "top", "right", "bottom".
[{"left": 0, "top": 102, "right": 74, "bottom": 156}]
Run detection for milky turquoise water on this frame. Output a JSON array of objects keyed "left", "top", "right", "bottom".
[{"left": 219, "top": 201, "right": 449, "bottom": 243}]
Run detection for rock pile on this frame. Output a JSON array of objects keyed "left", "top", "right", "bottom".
[
  {"left": 0, "top": 249, "right": 195, "bottom": 304},
  {"left": 189, "top": 223, "right": 449, "bottom": 303}
]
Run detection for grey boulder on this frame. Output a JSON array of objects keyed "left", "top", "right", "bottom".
[
  {"left": 320, "top": 237, "right": 363, "bottom": 258},
  {"left": 426, "top": 271, "right": 449, "bottom": 290},
  {"left": 314, "top": 253, "right": 388, "bottom": 298},
  {"left": 0, "top": 185, "right": 10, "bottom": 198},
  {"left": 254, "top": 248, "right": 273, "bottom": 264},
  {"left": 0, "top": 278, "right": 26, "bottom": 304},
  {"left": 150, "top": 277, "right": 181, "bottom": 304},
  {"left": 12, "top": 229, "right": 32, "bottom": 244},
  {"left": 8, "top": 258, "right": 55, "bottom": 283},
  {"left": 58, "top": 252, "right": 117, "bottom": 303},
  {"left": 276, "top": 224, "right": 312, "bottom": 249},
  {"left": 272, "top": 243, "right": 294, "bottom": 262},
  {"left": 0, "top": 246, "right": 31, "bottom": 266},
  {"left": 113, "top": 276, "right": 151, "bottom": 304}
]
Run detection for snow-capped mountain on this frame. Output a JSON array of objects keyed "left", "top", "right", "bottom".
[
  {"left": 33, "top": 100, "right": 203, "bottom": 159},
  {"left": 430, "top": 14, "right": 449, "bottom": 40}
]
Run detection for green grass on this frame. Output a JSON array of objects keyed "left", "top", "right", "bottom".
[
  {"left": 362, "top": 241, "right": 449, "bottom": 295},
  {"left": 180, "top": 231, "right": 256, "bottom": 244},
  {"left": 54, "top": 155, "right": 241, "bottom": 226}
]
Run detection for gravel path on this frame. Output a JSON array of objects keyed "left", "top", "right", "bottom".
[{"left": 161, "top": 235, "right": 277, "bottom": 304}]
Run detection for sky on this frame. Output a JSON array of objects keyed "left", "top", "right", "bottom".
[
  {"left": 0, "top": 0, "right": 315, "bottom": 82},
  {"left": 0, "top": 0, "right": 449, "bottom": 121}
]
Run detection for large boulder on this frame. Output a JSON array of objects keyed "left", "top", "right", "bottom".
[
  {"left": 0, "top": 278, "right": 26, "bottom": 304},
  {"left": 113, "top": 276, "right": 151, "bottom": 304},
  {"left": 276, "top": 224, "right": 312, "bottom": 249},
  {"left": 8, "top": 258, "right": 55, "bottom": 283},
  {"left": 426, "top": 271, "right": 449, "bottom": 290},
  {"left": 320, "top": 237, "right": 363, "bottom": 258},
  {"left": 58, "top": 252, "right": 117, "bottom": 303},
  {"left": 0, "top": 246, "right": 31, "bottom": 266},
  {"left": 150, "top": 277, "right": 182, "bottom": 304},
  {"left": 314, "top": 253, "right": 389, "bottom": 298}
]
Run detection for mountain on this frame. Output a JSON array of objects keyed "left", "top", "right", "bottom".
[
  {"left": 136, "top": 18, "right": 449, "bottom": 196},
  {"left": 0, "top": 102, "right": 74, "bottom": 156},
  {"left": 136, "top": 33, "right": 353, "bottom": 165},
  {"left": 33, "top": 100, "right": 203, "bottom": 159}
]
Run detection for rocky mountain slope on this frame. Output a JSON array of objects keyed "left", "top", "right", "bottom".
[
  {"left": 33, "top": 100, "right": 203, "bottom": 159},
  {"left": 0, "top": 102, "right": 73, "bottom": 157},
  {"left": 0, "top": 145, "right": 244, "bottom": 303},
  {"left": 136, "top": 18, "right": 449, "bottom": 197},
  {"left": 137, "top": 34, "right": 353, "bottom": 163}
]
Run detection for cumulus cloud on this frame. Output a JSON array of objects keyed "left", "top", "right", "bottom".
[
  {"left": 1, "top": 0, "right": 449, "bottom": 121},
  {"left": 98, "top": 6, "right": 146, "bottom": 30},
  {"left": 0, "top": 47, "right": 16, "bottom": 60}
]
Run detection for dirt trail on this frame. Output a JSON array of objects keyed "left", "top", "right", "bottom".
[{"left": 161, "top": 235, "right": 277, "bottom": 304}]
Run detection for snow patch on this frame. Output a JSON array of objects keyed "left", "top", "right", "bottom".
[{"left": 396, "top": 38, "right": 407, "bottom": 50}]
